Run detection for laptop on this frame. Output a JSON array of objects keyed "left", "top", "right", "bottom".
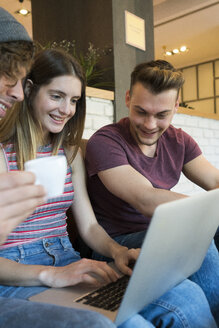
[{"left": 30, "top": 189, "right": 219, "bottom": 326}]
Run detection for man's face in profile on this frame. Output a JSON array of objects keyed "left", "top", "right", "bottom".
[{"left": 0, "top": 66, "right": 26, "bottom": 118}]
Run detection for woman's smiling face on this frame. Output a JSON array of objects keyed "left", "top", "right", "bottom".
[{"left": 32, "top": 75, "right": 82, "bottom": 139}]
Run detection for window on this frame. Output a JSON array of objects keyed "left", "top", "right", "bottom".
[{"left": 179, "top": 59, "right": 219, "bottom": 120}]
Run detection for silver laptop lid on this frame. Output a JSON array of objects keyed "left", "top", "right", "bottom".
[{"left": 115, "top": 189, "right": 219, "bottom": 325}]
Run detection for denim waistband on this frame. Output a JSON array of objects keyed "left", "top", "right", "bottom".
[{"left": 0, "top": 236, "right": 74, "bottom": 259}]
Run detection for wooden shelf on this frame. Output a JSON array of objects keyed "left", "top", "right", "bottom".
[
  {"left": 86, "top": 86, "right": 114, "bottom": 101},
  {"left": 178, "top": 107, "right": 219, "bottom": 120}
]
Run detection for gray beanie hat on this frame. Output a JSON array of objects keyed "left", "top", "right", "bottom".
[{"left": 0, "top": 7, "right": 32, "bottom": 43}]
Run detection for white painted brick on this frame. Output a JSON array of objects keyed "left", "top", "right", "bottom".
[
  {"left": 172, "top": 114, "right": 185, "bottom": 126},
  {"left": 214, "top": 130, "right": 219, "bottom": 138},
  {"left": 198, "top": 119, "right": 210, "bottom": 129},
  {"left": 87, "top": 105, "right": 105, "bottom": 116},
  {"left": 86, "top": 99, "right": 105, "bottom": 115},
  {"left": 203, "top": 129, "right": 214, "bottom": 138},
  {"left": 93, "top": 97, "right": 111, "bottom": 104},
  {"left": 86, "top": 97, "right": 94, "bottom": 111},
  {"left": 190, "top": 127, "right": 203, "bottom": 138},
  {"left": 86, "top": 96, "right": 110, "bottom": 104},
  {"left": 92, "top": 116, "right": 112, "bottom": 130},
  {"left": 84, "top": 117, "right": 92, "bottom": 129},
  {"left": 209, "top": 138, "right": 219, "bottom": 146},
  {"left": 196, "top": 138, "right": 210, "bottom": 146},
  {"left": 82, "top": 129, "right": 95, "bottom": 139},
  {"left": 209, "top": 119, "right": 219, "bottom": 129},
  {"left": 83, "top": 97, "right": 114, "bottom": 140},
  {"left": 184, "top": 116, "right": 198, "bottom": 127},
  {"left": 202, "top": 146, "right": 215, "bottom": 155},
  {"left": 104, "top": 104, "right": 114, "bottom": 116}
]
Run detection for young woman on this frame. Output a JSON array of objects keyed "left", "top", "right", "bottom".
[
  {"left": 0, "top": 50, "right": 216, "bottom": 328},
  {"left": 0, "top": 49, "right": 138, "bottom": 299}
]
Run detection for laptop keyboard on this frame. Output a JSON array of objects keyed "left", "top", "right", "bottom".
[{"left": 75, "top": 275, "right": 130, "bottom": 311}]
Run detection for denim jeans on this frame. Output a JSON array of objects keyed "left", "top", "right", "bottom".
[
  {"left": 93, "top": 231, "right": 218, "bottom": 327},
  {"left": 0, "top": 296, "right": 117, "bottom": 328},
  {"left": 0, "top": 236, "right": 217, "bottom": 328},
  {"left": 189, "top": 240, "right": 219, "bottom": 324},
  {"left": 0, "top": 236, "right": 154, "bottom": 328},
  {"left": 0, "top": 236, "right": 81, "bottom": 299}
]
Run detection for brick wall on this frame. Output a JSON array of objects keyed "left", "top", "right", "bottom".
[
  {"left": 84, "top": 96, "right": 219, "bottom": 195},
  {"left": 83, "top": 96, "right": 114, "bottom": 139},
  {"left": 172, "top": 113, "right": 219, "bottom": 195}
]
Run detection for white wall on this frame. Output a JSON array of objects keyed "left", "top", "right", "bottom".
[
  {"left": 83, "top": 96, "right": 114, "bottom": 139},
  {"left": 84, "top": 96, "right": 219, "bottom": 196},
  {"left": 172, "top": 113, "right": 219, "bottom": 195}
]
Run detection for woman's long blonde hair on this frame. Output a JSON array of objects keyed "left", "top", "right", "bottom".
[{"left": 0, "top": 49, "right": 86, "bottom": 170}]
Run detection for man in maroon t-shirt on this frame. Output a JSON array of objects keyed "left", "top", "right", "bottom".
[
  {"left": 86, "top": 117, "right": 202, "bottom": 239},
  {"left": 86, "top": 60, "right": 219, "bottom": 242},
  {"left": 86, "top": 60, "right": 219, "bottom": 325}
]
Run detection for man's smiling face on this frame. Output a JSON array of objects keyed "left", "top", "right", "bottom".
[
  {"left": 126, "top": 82, "right": 179, "bottom": 153},
  {"left": 0, "top": 66, "right": 26, "bottom": 118}
]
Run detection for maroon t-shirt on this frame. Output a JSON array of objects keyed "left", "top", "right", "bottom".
[{"left": 85, "top": 117, "right": 202, "bottom": 237}]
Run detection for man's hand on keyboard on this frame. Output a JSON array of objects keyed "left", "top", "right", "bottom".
[{"left": 113, "top": 247, "right": 140, "bottom": 276}]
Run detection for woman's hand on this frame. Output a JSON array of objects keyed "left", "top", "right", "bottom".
[{"left": 38, "top": 258, "right": 120, "bottom": 288}]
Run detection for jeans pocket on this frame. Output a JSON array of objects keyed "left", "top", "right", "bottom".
[{"left": 0, "top": 248, "right": 20, "bottom": 263}]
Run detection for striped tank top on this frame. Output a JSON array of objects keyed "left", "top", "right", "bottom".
[{"left": 0, "top": 143, "right": 74, "bottom": 249}]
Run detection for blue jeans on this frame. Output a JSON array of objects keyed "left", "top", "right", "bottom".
[
  {"left": 0, "top": 236, "right": 217, "bottom": 328},
  {"left": 0, "top": 236, "right": 154, "bottom": 328},
  {"left": 93, "top": 231, "right": 219, "bottom": 327},
  {"left": 189, "top": 240, "right": 219, "bottom": 324},
  {"left": 0, "top": 236, "right": 81, "bottom": 299},
  {"left": 0, "top": 296, "right": 116, "bottom": 328}
]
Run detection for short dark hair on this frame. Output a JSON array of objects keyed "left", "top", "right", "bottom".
[{"left": 130, "top": 60, "right": 184, "bottom": 97}]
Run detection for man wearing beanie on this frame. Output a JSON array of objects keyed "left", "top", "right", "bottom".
[
  {"left": 0, "top": 7, "right": 117, "bottom": 328},
  {"left": 0, "top": 6, "right": 45, "bottom": 258},
  {"left": 0, "top": 7, "right": 34, "bottom": 118}
]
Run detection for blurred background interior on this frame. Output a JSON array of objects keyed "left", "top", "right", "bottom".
[{"left": 1, "top": 0, "right": 219, "bottom": 196}]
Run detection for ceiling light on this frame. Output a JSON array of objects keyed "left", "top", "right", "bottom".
[
  {"left": 15, "top": 8, "right": 30, "bottom": 16},
  {"left": 180, "top": 46, "right": 187, "bottom": 52},
  {"left": 165, "top": 51, "right": 172, "bottom": 56},
  {"left": 15, "top": 0, "right": 31, "bottom": 16},
  {"left": 172, "top": 48, "right": 179, "bottom": 54},
  {"left": 163, "top": 45, "right": 189, "bottom": 57}
]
